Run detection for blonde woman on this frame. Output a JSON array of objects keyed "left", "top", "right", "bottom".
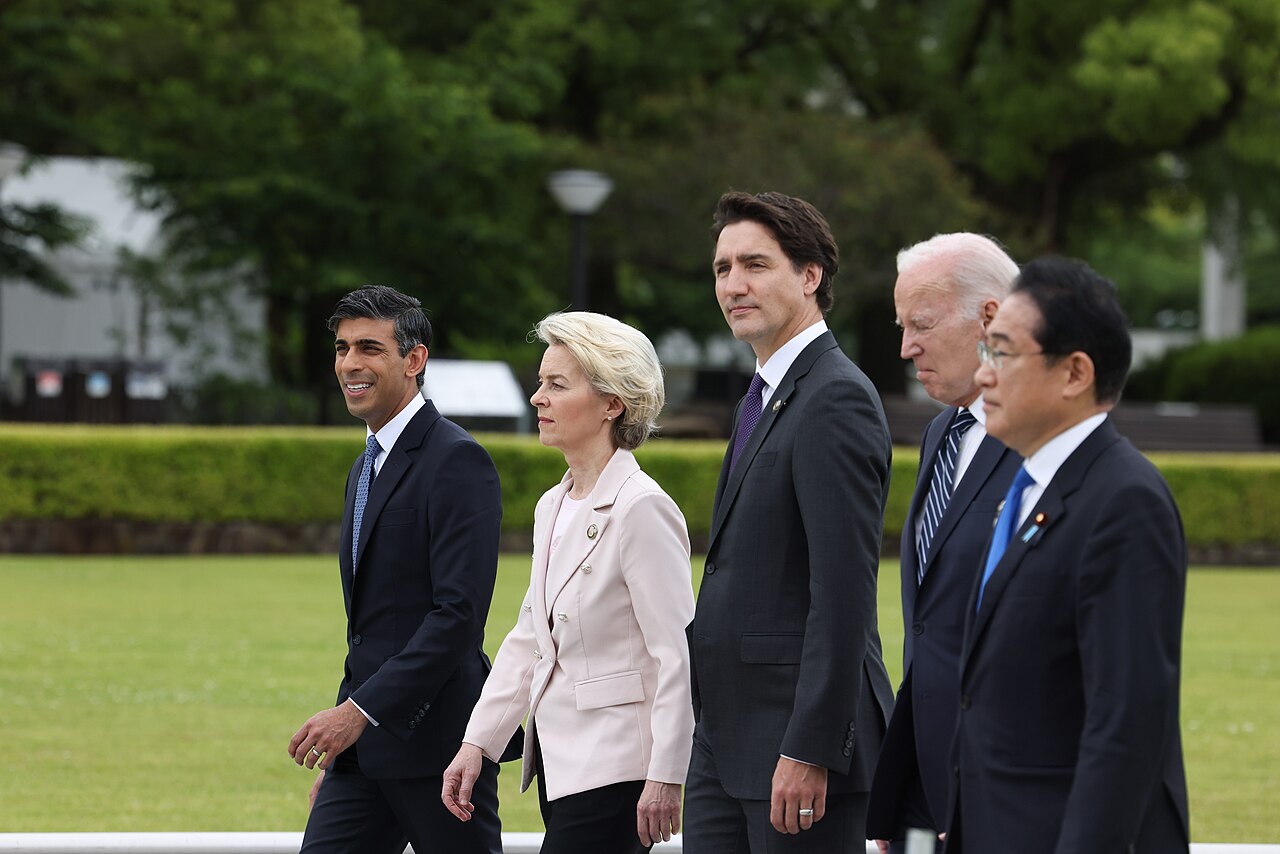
[{"left": 442, "top": 312, "right": 695, "bottom": 852}]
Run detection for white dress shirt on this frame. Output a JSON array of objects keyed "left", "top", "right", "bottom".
[
  {"left": 1014, "top": 412, "right": 1109, "bottom": 528},
  {"left": 351, "top": 390, "right": 427, "bottom": 727},
  {"left": 756, "top": 320, "right": 829, "bottom": 409}
]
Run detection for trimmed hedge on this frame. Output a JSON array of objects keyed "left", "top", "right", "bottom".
[{"left": 0, "top": 425, "right": 1276, "bottom": 549}]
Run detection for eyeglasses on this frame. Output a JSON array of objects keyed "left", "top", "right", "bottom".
[{"left": 977, "top": 340, "right": 1045, "bottom": 370}]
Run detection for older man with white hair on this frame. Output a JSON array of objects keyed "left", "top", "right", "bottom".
[{"left": 866, "top": 234, "right": 1022, "bottom": 854}]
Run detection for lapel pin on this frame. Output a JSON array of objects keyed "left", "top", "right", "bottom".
[
  {"left": 586, "top": 524, "right": 598, "bottom": 540},
  {"left": 1035, "top": 512, "right": 1047, "bottom": 524},
  {"left": 772, "top": 399, "right": 783, "bottom": 412},
  {"left": 1021, "top": 524, "right": 1040, "bottom": 543}
]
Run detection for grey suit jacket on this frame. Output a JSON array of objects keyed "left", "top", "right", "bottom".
[{"left": 688, "top": 331, "right": 895, "bottom": 800}]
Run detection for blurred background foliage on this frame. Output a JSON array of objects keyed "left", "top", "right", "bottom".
[{"left": 3, "top": 0, "right": 1280, "bottom": 398}]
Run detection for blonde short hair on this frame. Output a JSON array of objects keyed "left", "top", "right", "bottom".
[{"left": 533, "top": 312, "right": 665, "bottom": 450}]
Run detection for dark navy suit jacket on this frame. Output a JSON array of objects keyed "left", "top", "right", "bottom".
[
  {"left": 336, "top": 399, "right": 506, "bottom": 778},
  {"left": 867, "top": 406, "right": 1020, "bottom": 838},
  {"left": 946, "top": 419, "right": 1190, "bottom": 854}
]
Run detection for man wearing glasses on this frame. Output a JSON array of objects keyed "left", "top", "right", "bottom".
[
  {"left": 945, "top": 257, "right": 1190, "bottom": 853},
  {"left": 867, "top": 234, "right": 1022, "bottom": 854}
]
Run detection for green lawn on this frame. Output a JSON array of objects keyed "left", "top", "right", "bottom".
[{"left": 0, "top": 556, "right": 1276, "bottom": 841}]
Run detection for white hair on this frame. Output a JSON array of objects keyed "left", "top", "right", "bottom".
[
  {"left": 533, "top": 311, "right": 665, "bottom": 450},
  {"left": 897, "top": 233, "right": 1019, "bottom": 315}
]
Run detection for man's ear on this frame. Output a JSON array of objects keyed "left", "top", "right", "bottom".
[
  {"left": 406, "top": 344, "right": 428, "bottom": 378},
  {"left": 1060, "top": 351, "right": 1096, "bottom": 402},
  {"left": 980, "top": 298, "right": 1000, "bottom": 329},
  {"left": 801, "top": 262, "right": 822, "bottom": 297}
]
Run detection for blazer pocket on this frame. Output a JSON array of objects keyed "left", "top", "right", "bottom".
[
  {"left": 377, "top": 508, "right": 416, "bottom": 528},
  {"left": 750, "top": 452, "right": 777, "bottom": 468},
  {"left": 574, "top": 670, "right": 645, "bottom": 710},
  {"left": 740, "top": 632, "right": 804, "bottom": 664}
]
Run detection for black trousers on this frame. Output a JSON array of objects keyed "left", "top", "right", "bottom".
[
  {"left": 534, "top": 737, "right": 648, "bottom": 854},
  {"left": 300, "top": 743, "right": 502, "bottom": 854},
  {"left": 683, "top": 730, "right": 869, "bottom": 854}
]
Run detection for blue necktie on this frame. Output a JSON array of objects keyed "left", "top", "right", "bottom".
[
  {"left": 729, "top": 373, "right": 766, "bottom": 472},
  {"left": 351, "top": 434, "right": 381, "bottom": 570},
  {"left": 976, "top": 465, "right": 1036, "bottom": 611},
  {"left": 916, "top": 408, "right": 978, "bottom": 583}
]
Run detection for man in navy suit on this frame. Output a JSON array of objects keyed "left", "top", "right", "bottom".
[
  {"left": 947, "top": 257, "right": 1189, "bottom": 853},
  {"left": 866, "top": 234, "right": 1022, "bottom": 853},
  {"left": 288, "top": 285, "right": 506, "bottom": 854}
]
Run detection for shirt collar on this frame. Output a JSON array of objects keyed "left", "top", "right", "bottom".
[
  {"left": 966, "top": 393, "right": 988, "bottom": 427},
  {"left": 368, "top": 390, "right": 426, "bottom": 458},
  {"left": 1023, "top": 411, "right": 1108, "bottom": 488},
  {"left": 757, "top": 319, "right": 828, "bottom": 393}
]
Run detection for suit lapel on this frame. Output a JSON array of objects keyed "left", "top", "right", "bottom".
[
  {"left": 918, "top": 435, "right": 1009, "bottom": 591},
  {"left": 351, "top": 400, "right": 441, "bottom": 579},
  {"left": 961, "top": 420, "right": 1120, "bottom": 666},
  {"left": 903, "top": 409, "right": 953, "bottom": 596},
  {"left": 539, "top": 450, "right": 640, "bottom": 628},
  {"left": 707, "top": 333, "right": 837, "bottom": 554}
]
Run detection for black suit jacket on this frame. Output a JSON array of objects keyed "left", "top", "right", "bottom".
[
  {"left": 867, "top": 407, "right": 1020, "bottom": 837},
  {"left": 336, "top": 398, "right": 504, "bottom": 778},
  {"left": 946, "top": 419, "right": 1190, "bottom": 853},
  {"left": 689, "top": 331, "right": 895, "bottom": 800}
]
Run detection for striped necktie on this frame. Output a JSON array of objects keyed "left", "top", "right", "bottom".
[
  {"left": 916, "top": 408, "right": 977, "bottom": 583},
  {"left": 351, "top": 434, "right": 381, "bottom": 570}
]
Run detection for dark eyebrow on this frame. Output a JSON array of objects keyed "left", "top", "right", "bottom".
[
  {"left": 713, "top": 251, "right": 771, "bottom": 269},
  {"left": 987, "top": 330, "right": 1013, "bottom": 345}
]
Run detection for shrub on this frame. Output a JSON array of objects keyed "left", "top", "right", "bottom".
[
  {"left": 0, "top": 427, "right": 1275, "bottom": 550},
  {"left": 1127, "top": 326, "right": 1280, "bottom": 444}
]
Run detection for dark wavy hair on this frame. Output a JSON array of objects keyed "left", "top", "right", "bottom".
[{"left": 327, "top": 285, "right": 431, "bottom": 388}]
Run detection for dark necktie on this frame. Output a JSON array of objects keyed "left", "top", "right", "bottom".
[
  {"left": 976, "top": 465, "right": 1036, "bottom": 610},
  {"left": 729, "top": 373, "right": 766, "bottom": 472},
  {"left": 916, "top": 408, "right": 978, "bottom": 583},
  {"left": 352, "top": 434, "right": 381, "bottom": 570}
]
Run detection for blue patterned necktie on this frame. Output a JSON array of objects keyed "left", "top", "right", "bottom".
[
  {"left": 729, "top": 373, "right": 766, "bottom": 472},
  {"left": 916, "top": 408, "right": 978, "bottom": 584},
  {"left": 976, "top": 465, "right": 1036, "bottom": 610},
  {"left": 351, "top": 434, "right": 381, "bottom": 570}
]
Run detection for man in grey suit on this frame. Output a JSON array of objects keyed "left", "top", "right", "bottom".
[
  {"left": 865, "top": 234, "right": 1022, "bottom": 853},
  {"left": 684, "top": 190, "right": 895, "bottom": 853}
]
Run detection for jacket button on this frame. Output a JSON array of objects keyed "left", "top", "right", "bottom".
[
  {"left": 842, "top": 747, "right": 852, "bottom": 757},
  {"left": 960, "top": 695, "right": 971, "bottom": 710},
  {"left": 705, "top": 562, "right": 717, "bottom": 575},
  {"left": 912, "top": 622, "right": 924, "bottom": 636},
  {"left": 522, "top": 604, "right": 532, "bottom": 612},
  {"left": 408, "top": 720, "right": 416, "bottom": 730},
  {"left": 556, "top": 613, "right": 568, "bottom": 622},
  {"left": 352, "top": 634, "right": 362, "bottom": 645},
  {"left": 533, "top": 650, "right": 543, "bottom": 659},
  {"left": 580, "top": 564, "right": 592, "bottom": 574},
  {"left": 847, "top": 722, "right": 856, "bottom": 732}
]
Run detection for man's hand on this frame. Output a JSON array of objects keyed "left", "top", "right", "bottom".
[
  {"left": 288, "top": 699, "right": 368, "bottom": 770},
  {"left": 440, "top": 744, "right": 485, "bottom": 822},
  {"left": 770, "top": 756, "right": 828, "bottom": 834},
  {"left": 875, "top": 840, "right": 890, "bottom": 853},
  {"left": 308, "top": 770, "right": 325, "bottom": 812},
  {"left": 636, "top": 780, "right": 682, "bottom": 847}
]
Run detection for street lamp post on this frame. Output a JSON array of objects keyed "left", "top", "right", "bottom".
[
  {"left": 0, "top": 142, "right": 29, "bottom": 419},
  {"left": 546, "top": 169, "right": 613, "bottom": 311}
]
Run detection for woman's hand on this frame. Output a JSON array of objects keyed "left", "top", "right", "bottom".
[
  {"left": 636, "top": 779, "right": 682, "bottom": 846},
  {"left": 440, "top": 744, "right": 485, "bottom": 821}
]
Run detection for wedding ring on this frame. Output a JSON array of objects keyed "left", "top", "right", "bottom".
[
  {"left": 798, "top": 808, "right": 814, "bottom": 817},
  {"left": 310, "top": 747, "right": 323, "bottom": 757}
]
